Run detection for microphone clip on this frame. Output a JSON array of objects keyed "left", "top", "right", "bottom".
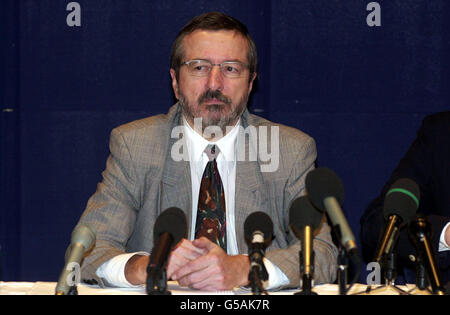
[{"left": 248, "top": 242, "right": 269, "bottom": 295}]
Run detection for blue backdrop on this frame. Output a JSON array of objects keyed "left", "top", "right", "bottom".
[{"left": 1, "top": 0, "right": 449, "bottom": 282}]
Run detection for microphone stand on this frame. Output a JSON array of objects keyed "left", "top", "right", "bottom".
[
  {"left": 359, "top": 248, "right": 409, "bottom": 295},
  {"left": 407, "top": 255, "right": 432, "bottom": 295},
  {"left": 415, "top": 258, "right": 428, "bottom": 291},
  {"left": 330, "top": 229, "right": 363, "bottom": 296},
  {"left": 55, "top": 286, "right": 78, "bottom": 295},
  {"left": 324, "top": 225, "right": 360, "bottom": 296},
  {"left": 67, "top": 285, "right": 78, "bottom": 295},
  {"left": 409, "top": 216, "right": 446, "bottom": 295},
  {"left": 249, "top": 265, "right": 268, "bottom": 295},
  {"left": 330, "top": 225, "right": 350, "bottom": 295},
  {"left": 55, "top": 284, "right": 78, "bottom": 295},
  {"left": 382, "top": 252, "right": 408, "bottom": 294},
  {"left": 295, "top": 250, "right": 317, "bottom": 295},
  {"left": 146, "top": 265, "right": 171, "bottom": 295},
  {"left": 146, "top": 233, "right": 172, "bottom": 295},
  {"left": 247, "top": 237, "right": 269, "bottom": 295},
  {"left": 55, "top": 264, "right": 79, "bottom": 295},
  {"left": 337, "top": 246, "right": 348, "bottom": 295}
]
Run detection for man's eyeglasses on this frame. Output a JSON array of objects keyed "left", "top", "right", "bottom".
[{"left": 181, "top": 59, "right": 249, "bottom": 78}]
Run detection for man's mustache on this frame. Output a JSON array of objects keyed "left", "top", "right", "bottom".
[{"left": 198, "top": 89, "right": 232, "bottom": 106}]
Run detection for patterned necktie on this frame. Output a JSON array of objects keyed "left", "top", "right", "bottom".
[{"left": 195, "top": 145, "right": 227, "bottom": 251}]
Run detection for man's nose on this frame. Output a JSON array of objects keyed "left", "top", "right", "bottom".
[{"left": 206, "top": 66, "right": 224, "bottom": 91}]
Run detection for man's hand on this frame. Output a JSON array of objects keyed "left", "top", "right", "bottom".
[
  {"left": 124, "top": 239, "right": 206, "bottom": 285},
  {"left": 171, "top": 237, "right": 250, "bottom": 291},
  {"left": 124, "top": 254, "right": 149, "bottom": 285},
  {"left": 166, "top": 238, "right": 208, "bottom": 280}
]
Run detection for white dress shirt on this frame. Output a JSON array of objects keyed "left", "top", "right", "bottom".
[
  {"left": 96, "top": 117, "right": 289, "bottom": 289},
  {"left": 439, "top": 222, "right": 450, "bottom": 252}
]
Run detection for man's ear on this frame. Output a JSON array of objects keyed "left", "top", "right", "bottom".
[
  {"left": 248, "top": 72, "right": 257, "bottom": 95},
  {"left": 170, "top": 68, "right": 179, "bottom": 100}
]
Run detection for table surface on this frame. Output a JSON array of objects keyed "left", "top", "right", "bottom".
[{"left": 0, "top": 281, "right": 432, "bottom": 295}]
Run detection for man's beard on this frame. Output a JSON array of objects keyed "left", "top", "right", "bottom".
[{"left": 178, "top": 88, "right": 248, "bottom": 135}]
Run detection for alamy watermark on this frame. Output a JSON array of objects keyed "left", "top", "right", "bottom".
[
  {"left": 366, "top": 262, "right": 381, "bottom": 285},
  {"left": 66, "top": 2, "right": 81, "bottom": 27},
  {"left": 65, "top": 2, "right": 381, "bottom": 29},
  {"left": 366, "top": 2, "right": 381, "bottom": 27},
  {"left": 65, "top": 262, "right": 81, "bottom": 287},
  {"left": 170, "top": 118, "right": 280, "bottom": 173}
]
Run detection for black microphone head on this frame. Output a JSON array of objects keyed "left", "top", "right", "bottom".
[
  {"left": 153, "top": 207, "right": 187, "bottom": 246},
  {"left": 383, "top": 178, "right": 420, "bottom": 223},
  {"left": 244, "top": 211, "right": 273, "bottom": 245},
  {"left": 289, "top": 196, "right": 323, "bottom": 237},
  {"left": 305, "top": 167, "right": 345, "bottom": 211}
]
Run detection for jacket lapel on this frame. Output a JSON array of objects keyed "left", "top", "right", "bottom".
[
  {"left": 234, "top": 111, "right": 267, "bottom": 253},
  {"left": 160, "top": 105, "right": 193, "bottom": 240}
]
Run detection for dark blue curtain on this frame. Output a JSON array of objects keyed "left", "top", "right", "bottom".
[{"left": 1, "top": 0, "right": 449, "bottom": 282}]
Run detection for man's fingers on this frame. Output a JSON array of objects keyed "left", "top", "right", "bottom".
[
  {"left": 175, "top": 238, "right": 208, "bottom": 255},
  {"left": 167, "top": 253, "right": 191, "bottom": 279},
  {"left": 189, "top": 271, "right": 226, "bottom": 291},
  {"left": 172, "top": 252, "right": 220, "bottom": 281},
  {"left": 176, "top": 254, "right": 250, "bottom": 291},
  {"left": 172, "top": 244, "right": 205, "bottom": 260},
  {"left": 167, "top": 239, "right": 208, "bottom": 279},
  {"left": 170, "top": 238, "right": 220, "bottom": 280},
  {"left": 176, "top": 261, "right": 220, "bottom": 288},
  {"left": 177, "top": 271, "right": 209, "bottom": 288},
  {"left": 192, "top": 237, "right": 218, "bottom": 251}
]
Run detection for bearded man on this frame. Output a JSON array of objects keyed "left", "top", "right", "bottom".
[{"left": 77, "top": 12, "right": 337, "bottom": 291}]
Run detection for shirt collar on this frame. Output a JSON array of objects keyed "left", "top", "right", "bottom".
[{"left": 183, "top": 116, "right": 240, "bottom": 162}]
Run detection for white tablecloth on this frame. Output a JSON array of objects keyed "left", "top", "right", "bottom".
[{"left": 0, "top": 281, "right": 431, "bottom": 295}]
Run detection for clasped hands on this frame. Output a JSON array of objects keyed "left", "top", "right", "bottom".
[{"left": 125, "top": 237, "right": 250, "bottom": 291}]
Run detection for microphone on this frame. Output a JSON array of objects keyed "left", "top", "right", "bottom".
[
  {"left": 289, "top": 196, "right": 323, "bottom": 295},
  {"left": 374, "top": 178, "right": 420, "bottom": 263},
  {"left": 147, "top": 207, "right": 187, "bottom": 295},
  {"left": 305, "top": 167, "right": 361, "bottom": 295},
  {"left": 305, "top": 167, "right": 358, "bottom": 259},
  {"left": 55, "top": 224, "right": 96, "bottom": 295},
  {"left": 244, "top": 211, "right": 274, "bottom": 294},
  {"left": 409, "top": 215, "right": 445, "bottom": 295}
]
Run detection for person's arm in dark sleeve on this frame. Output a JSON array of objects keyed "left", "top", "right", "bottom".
[{"left": 361, "top": 114, "right": 450, "bottom": 278}]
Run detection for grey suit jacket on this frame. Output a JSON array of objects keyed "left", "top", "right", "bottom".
[{"left": 78, "top": 104, "right": 338, "bottom": 288}]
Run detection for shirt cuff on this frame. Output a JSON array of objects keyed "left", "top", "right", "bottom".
[
  {"left": 438, "top": 222, "right": 450, "bottom": 252},
  {"left": 95, "top": 251, "right": 149, "bottom": 288},
  {"left": 263, "top": 257, "right": 290, "bottom": 290}
]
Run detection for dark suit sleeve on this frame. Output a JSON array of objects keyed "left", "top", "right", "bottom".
[{"left": 360, "top": 114, "right": 450, "bottom": 281}]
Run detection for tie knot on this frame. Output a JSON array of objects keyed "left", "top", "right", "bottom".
[{"left": 205, "top": 144, "right": 219, "bottom": 161}]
